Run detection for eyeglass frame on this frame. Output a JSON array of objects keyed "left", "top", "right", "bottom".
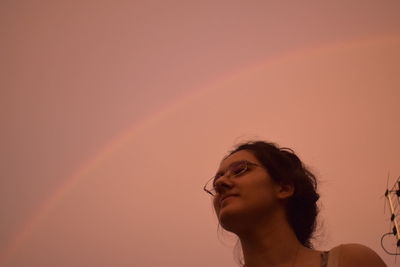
[{"left": 203, "top": 160, "right": 261, "bottom": 196}]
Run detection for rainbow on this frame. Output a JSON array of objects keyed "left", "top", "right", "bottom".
[{"left": 1, "top": 34, "right": 399, "bottom": 265}]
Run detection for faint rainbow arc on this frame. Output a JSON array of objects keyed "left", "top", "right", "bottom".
[{"left": 1, "top": 34, "right": 399, "bottom": 264}]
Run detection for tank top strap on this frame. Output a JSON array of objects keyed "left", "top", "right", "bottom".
[
  {"left": 320, "top": 251, "right": 330, "bottom": 267},
  {"left": 322, "top": 245, "right": 342, "bottom": 267}
]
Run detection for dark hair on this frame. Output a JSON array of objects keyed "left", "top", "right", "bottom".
[{"left": 228, "top": 140, "right": 319, "bottom": 248}]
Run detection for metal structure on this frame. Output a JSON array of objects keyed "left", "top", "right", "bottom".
[{"left": 382, "top": 175, "right": 400, "bottom": 255}]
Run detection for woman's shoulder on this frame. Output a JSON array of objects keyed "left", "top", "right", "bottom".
[{"left": 329, "top": 243, "right": 386, "bottom": 267}]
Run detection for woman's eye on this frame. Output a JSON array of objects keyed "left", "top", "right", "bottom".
[{"left": 231, "top": 164, "right": 247, "bottom": 176}]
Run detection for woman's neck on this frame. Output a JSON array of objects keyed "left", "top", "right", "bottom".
[{"left": 238, "top": 214, "right": 302, "bottom": 267}]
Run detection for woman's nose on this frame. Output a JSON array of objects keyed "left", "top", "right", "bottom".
[{"left": 214, "top": 175, "right": 233, "bottom": 194}]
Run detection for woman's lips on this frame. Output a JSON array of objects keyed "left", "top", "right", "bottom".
[{"left": 220, "top": 195, "right": 238, "bottom": 205}]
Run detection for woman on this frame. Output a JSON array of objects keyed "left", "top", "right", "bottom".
[{"left": 204, "top": 141, "right": 386, "bottom": 267}]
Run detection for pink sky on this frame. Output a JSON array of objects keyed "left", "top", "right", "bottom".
[{"left": 1, "top": 1, "right": 400, "bottom": 266}]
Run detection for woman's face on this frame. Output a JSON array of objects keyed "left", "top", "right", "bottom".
[{"left": 213, "top": 150, "right": 284, "bottom": 232}]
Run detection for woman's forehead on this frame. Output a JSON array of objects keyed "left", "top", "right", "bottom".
[{"left": 218, "top": 150, "right": 258, "bottom": 169}]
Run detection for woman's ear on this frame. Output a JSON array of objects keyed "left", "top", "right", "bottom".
[{"left": 275, "top": 183, "right": 294, "bottom": 200}]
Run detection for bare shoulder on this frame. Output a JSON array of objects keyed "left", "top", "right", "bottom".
[{"left": 330, "top": 243, "right": 387, "bottom": 267}]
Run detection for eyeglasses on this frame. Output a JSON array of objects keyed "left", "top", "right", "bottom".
[{"left": 203, "top": 160, "right": 261, "bottom": 196}]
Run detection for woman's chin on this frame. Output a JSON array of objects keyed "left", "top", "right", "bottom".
[{"left": 218, "top": 206, "right": 245, "bottom": 232}]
